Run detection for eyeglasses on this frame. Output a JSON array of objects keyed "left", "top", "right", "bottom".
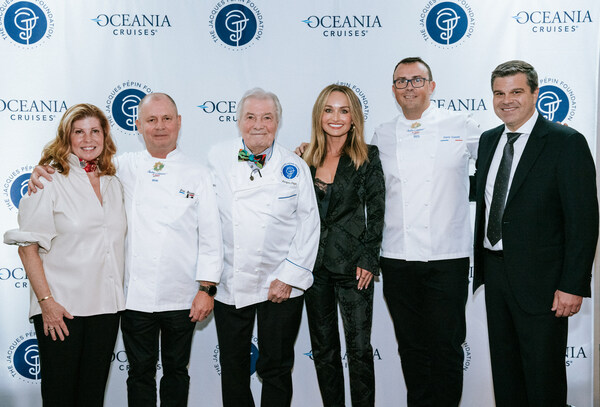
[{"left": 393, "top": 77, "right": 430, "bottom": 89}]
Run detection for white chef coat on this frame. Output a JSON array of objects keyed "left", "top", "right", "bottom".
[
  {"left": 372, "top": 105, "right": 480, "bottom": 261},
  {"left": 4, "top": 154, "right": 126, "bottom": 318},
  {"left": 117, "top": 148, "right": 223, "bottom": 312},
  {"left": 208, "top": 138, "right": 319, "bottom": 309}
]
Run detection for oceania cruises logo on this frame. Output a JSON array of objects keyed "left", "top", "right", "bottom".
[
  {"left": 3, "top": 165, "right": 33, "bottom": 212},
  {"left": 301, "top": 14, "right": 382, "bottom": 38},
  {"left": 512, "top": 10, "right": 592, "bottom": 33},
  {"left": 335, "top": 81, "right": 370, "bottom": 121},
  {"left": 197, "top": 99, "right": 238, "bottom": 123},
  {"left": 6, "top": 333, "right": 40, "bottom": 383},
  {"left": 0, "top": 0, "right": 54, "bottom": 47},
  {"left": 91, "top": 13, "right": 172, "bottom": 36},
  {"left": 105, "top": 82, "right": 152, "bottom": 133},
  {"left": 209, "top": 0, "right": 263, "bottom": 50},
  {"left": 430, "top": 97, "right": 487, "bottom": 111},
  {"left": 0, "top": 99, "right": 67, "bottom": 122},
  {"left": 420, "top": 0, "right": 475, "bottom": 48},
  {"left": 536, "top": 77, "right": 576, "bottom": 123}
]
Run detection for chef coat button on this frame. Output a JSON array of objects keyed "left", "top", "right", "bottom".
[
  {"left": 255, "top": 268, "right": 259, "bottom": 272},
  {"left": 236, "top": 245, "right": 240, "bottom": 249}
]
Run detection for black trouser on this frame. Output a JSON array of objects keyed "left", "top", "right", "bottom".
[
  {"left": 483, "top": 250, "right": 567, "bottom": 407},
  {"left": 33, "top": 312, "right": 120, "bottom": 407},
  {"left": 381, "top": 257, "right": 469, "bottom": 407},
  {"left": 214, "top": 296, "right": 303, "bottom": 407},
  {"left": 121, "top": 309, "right": 195, "bottom": 407},
  {"left": 305, "top": 271, "right": 374, "bottom": 407}
]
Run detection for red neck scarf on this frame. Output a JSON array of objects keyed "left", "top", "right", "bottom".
[{"left": 79, "top": 158, "right": 99, "bottom": 173}]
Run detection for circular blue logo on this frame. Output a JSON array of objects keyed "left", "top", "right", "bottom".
[
  {"left": 4, "top": 1, "right": 47, "bottom": 45},
  {"left": 14, "top": 338, "right": 40, "bottom": 380},
  {"left": 111, "top": 88, "right": 147, "bottom": 131},
  {"left": 426, "top": 2, "right": 468, "bottom": 45},
  {"left": 282, "top": 164, "right": 299, "bottom": 180},
  {"left": 249, "top": 343, "right": 259, "bottom": 375},
  {"left": 215, "top": 4, "right": 257, "bottom": 47},
  {"left": 10, "top": 172, "right": 31, "bottom": 209},
  {"left": 537, "top": 85, "right": 569, "bottom": 123}
]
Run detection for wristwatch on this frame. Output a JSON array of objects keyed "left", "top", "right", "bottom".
[{"left": 199, "top": 285, "right": 217, "bottom": 297}]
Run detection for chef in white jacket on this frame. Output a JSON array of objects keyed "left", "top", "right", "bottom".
[{"left": 208, "top": 87, "right": 319, "bottom": 407}]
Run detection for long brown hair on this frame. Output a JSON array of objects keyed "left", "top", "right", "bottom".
[
  {"left": 303, "top": 84, "right": 368, "bottom": 169},
  {"left": 39, "top": 103, "right": 117, "bottom": 176}
]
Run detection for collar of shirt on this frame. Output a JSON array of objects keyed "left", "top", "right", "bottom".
[
  {"left": 399, "top": 103, "right": 434, "bottom": 121},
  {"left": 501, "top": 110, "right": 538, "bottom": 141},
  {"left": 142, "top": 147, "right": 182, "bottom": 160},
  {"left": 68, "top": 154, "right": 105, "bottom": 188}
]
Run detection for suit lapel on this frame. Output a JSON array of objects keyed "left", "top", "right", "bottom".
[
  {"left": 326, "top": 154, "right": 353, "bottom": 219},
  {"left": 505, "top": 116, "right": 548, "bottom": 207}
]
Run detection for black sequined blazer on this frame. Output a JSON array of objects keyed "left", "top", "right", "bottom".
[{"left": 310, "top": 144, "right": 385, "bottom": 276}]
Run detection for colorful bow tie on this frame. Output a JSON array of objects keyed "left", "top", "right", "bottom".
[{"left": 238, "top": 149, "right": 266, "bottom": 169}]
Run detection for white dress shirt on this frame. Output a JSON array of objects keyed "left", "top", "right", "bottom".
[
  {"left": 117, "top": 148, "right": 223, "bottom": 312},
  {"left": 372, "top": 105, "right": 480, "bottom": 261},
  {"left": 4, "top": 154, "right": 126, "bottom": 318},
  {"left": 483, "top": 111, "right": 538, "bottom": 250},
  {"left": 208, "top": 138, "right": 320, "bottom": 309}
]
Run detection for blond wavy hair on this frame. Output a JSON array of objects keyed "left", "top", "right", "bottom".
[{"left": 39, "top": 103, "right": 117, "bottom": 176}]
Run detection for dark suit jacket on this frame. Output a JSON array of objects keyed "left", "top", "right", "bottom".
[
  {"left": 473, "top": 115, "right": 598, "bottom": 314},
  {"left": 311, "top": 145, "right": 385, "bottom": 276}
]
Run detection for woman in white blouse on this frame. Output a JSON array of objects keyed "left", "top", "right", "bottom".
[{"left": 4, "top": 103, "right": 126, "bottom": 407}]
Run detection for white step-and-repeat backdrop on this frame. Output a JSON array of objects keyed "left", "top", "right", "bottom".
[{"left": 1, "top": 1, "right": 598, "bottom": 406}]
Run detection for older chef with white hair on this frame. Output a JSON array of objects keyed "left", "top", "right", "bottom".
[{"left": 208, "top": 87, "right": 320, "bottom": 407}]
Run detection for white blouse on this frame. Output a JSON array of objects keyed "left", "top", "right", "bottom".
[{"left": 4, "top": 154, "right": 126, "bottom": 318}]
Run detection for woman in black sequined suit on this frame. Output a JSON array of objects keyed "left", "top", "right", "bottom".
[{"left": 302, "top": 84, "right": 385, "bottom": 407}]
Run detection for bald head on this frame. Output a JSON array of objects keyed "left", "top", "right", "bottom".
[
  {"left": 138, "top": 93, "right": 178, "bottom": 118},
  {"left": 135, "top": 92, "right": 182, "bottom": 159}
]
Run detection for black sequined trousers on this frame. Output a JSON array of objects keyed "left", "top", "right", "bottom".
[{"left": 305, "top": 271, "right": 375, "bottom": 407}]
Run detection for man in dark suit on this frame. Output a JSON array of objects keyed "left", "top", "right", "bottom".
[{"left": 473, "top": 60, "right": 598, "bottom": 406}]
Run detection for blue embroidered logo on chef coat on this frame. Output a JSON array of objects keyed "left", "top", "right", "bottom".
[{"left": 281, "top": 163, "right": 299, "bottom": 179}]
